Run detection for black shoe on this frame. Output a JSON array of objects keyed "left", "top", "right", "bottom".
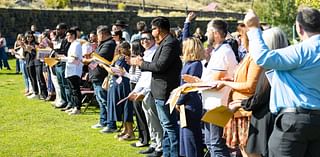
[
  {"left": 139, "top": 147, "right": 155, "bottom": 154},
  {"left": 146, "top": 151, "right": 162, "bottom": 157}
]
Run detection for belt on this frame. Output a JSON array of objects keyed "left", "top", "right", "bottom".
[{"left": 280, "top": 107, "right": 320, "bottom": 115}]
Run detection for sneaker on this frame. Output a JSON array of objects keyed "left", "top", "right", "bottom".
[
  {"left": 61, "top": 105, "right": 72, "bottom": 111},
  {"left": 65, "top": 108, "right": 74, "bottom": 113},
  {"left": 27, "top": 94, "right": 39, "bottom": 99},
  {"left": 91, "top": 123, "right": 105, "bottom": 129},
  {"left": 100, "top": 127, "right": 117, "bottom": 133},
  {"left": 68, "top": 108, "right": 80, "bottom": 115},
  {"left": 130, "top": 141, "right": 149, "bottom": 147}
]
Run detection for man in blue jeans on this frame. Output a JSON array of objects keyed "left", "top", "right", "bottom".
[
  {"left": 83, "top": 25, "right": 116, "bottom": 132},
  {"left": 131, "top": 16, "right": 182, "bottom": 157}
]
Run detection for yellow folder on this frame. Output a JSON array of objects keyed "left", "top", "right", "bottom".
[
  {"left": 44, "top": 58, "right": 59, "bottom": 67},
  {"left": 201, "top": 105, "right": 233, "bottom": 127}
]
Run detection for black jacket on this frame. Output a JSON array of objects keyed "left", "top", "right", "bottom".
[
  {"left": 140, "top": 34, "right": 182, "bottom": 100},
  {"left": 89, "top": 37, "right": 116, "bottom": 82}
]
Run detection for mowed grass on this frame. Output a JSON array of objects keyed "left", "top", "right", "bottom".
[{"left": 0, "top": 59, "right": 144, "bottom": 157}]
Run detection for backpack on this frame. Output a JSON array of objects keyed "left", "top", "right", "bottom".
[{"left": 224, "top": 38, "right": 240, "bottom": 63}]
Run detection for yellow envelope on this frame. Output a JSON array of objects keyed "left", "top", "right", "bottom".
[
  {"left": 44, "top": 58, "right": 59, "bottom": 67},
  {"left": 201, "top": 105, "right": 233, "bottom": 127},
  {"left": 91, "top": 52, "right": 112, "bottom": 65}
]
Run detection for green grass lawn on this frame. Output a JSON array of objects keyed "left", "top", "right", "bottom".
[{"left": 0, "top": 59, "right": 145, "bottom": 157}]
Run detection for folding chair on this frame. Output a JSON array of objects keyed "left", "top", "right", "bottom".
[{"left": 80, "top": 73, "right": 97, "bottom": 112}]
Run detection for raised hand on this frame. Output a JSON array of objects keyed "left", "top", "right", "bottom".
[
  {"left": 244, "top": 9, "right": 260, "bottom": 29},
  {"left": 186, "top": 12, "right": 197, "bottom": 22}
]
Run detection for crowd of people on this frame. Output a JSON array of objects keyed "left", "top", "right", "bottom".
[{"left": 5, "top": 6, "right": 320, "bottom": 157}]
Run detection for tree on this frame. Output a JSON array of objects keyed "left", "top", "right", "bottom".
[{"left": 253, "top": 0, "right": 297, "bottom": 39}]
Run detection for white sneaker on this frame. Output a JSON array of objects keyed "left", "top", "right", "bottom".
[
  {"left": 68, "top": 108, "right": 80, "bottom": 115},
  {"left": 91, "top": 123, "right": 104, "bottom": 129},
  {"left": 65, "top": 108, "right": 74, "bottom": 113},
  {"left": 27, "top": 94, "right": 39, "bottom": 99}
]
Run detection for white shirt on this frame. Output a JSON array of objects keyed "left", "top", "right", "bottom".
[
  {"left": 202, "top": 43, "right": 238, "bottom": 110},
  {"left": 65, "top": 40, "right": 83, "bottom": 78},
  {"left": 133, "top": 44, "right": 157, "bottom": 95}
]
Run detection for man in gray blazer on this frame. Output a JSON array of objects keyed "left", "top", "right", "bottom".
[{"left": 131, "top": 16, "right": 182, "bottom": 157}]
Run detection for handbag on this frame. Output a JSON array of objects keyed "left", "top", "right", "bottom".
[{"left": 102, "top": 75, "right": 110, "bottom": 90}]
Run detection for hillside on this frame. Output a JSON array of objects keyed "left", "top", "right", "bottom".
[{"left": 1, "top": 0, "right": 251, "bottom": 13}]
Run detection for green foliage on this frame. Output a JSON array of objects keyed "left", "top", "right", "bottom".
[
  {"left": 44, "top": 0, "right": 70, "bottom": 8},
  {"left": 117, "top": 2, "right": 126, "bottom": 11},
  {"left": 296, "top": 0, "right": 320, "bottom": 9},
  {"left": 0, "top": 60, "right": 143, "bottom": 157},
  {"left": 253, "top": 0, "right": 297, "bottom": 39}
]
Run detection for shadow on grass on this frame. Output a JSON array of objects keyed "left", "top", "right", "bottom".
[{"left": 0, "top": 72, "right": 20, "bottom": 75}]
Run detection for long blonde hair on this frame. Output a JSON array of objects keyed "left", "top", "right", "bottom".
[{"left": 182, "top": 37, "right": 204, "bottom": 62}]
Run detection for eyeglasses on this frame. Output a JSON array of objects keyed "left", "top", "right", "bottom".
[{"left": 151, "top": 27, "right": 157, "bottom": 31}]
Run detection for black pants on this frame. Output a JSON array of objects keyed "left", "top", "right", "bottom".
[
  {"left": 131, "top": 83, "right": 150, "bottom": 145},
  {"left": 268, "top": 112, "right": 320, "bottom": 157},
  {"left": 66, "top": 75, "right": 82, "bottom": 110},
  {"left": 35, "top": 63, "right": 48, "bottom": 98}
]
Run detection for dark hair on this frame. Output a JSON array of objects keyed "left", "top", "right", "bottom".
[
  {"left": 97, "top": 25, "right": 111, "bottom": 35},
  {"left": 151, "top": 16, "right": 170, "bottom": 32},
  {"left": 113, "top": 30, "right": 123, "bottom": 37},
  {"left": 136, "top": 21, "right": 146, "bottom": 32},
  {"left": 70, "top": 26, "right": 80, "bottom": 32},
  {"left": 56, "top": 23, "right": 68, "bottom": 30},
  {"left": 296, "top": 7, "right": 320, "bottom": 33},
  {"left": 24, "top": 31, "right": 36, "bottom": 44},
  {"left": 90, "top": 31, "right": 96, "bottom": 35},
  {"left": 118, "top": 42, "right": 131, "bottom": 56},
  {"left": 210, "top": 20, "right": 228, "bottom": 37},
  {"left": 66, "top": 29, "right": 77, "bottom": 37},
  {"left": 131, "top": 39, "right": 145, "bottom": 56}
]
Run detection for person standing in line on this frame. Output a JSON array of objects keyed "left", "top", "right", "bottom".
[
  {"left": 131, "top": 16, "right": 182, "bottom": 157},
  {"left": 62, "top": 29, "right": 83, "bottom": 115},
  {"left": 83, "top": 25, "right": 116, "bottom": 132},
  {"left": 244, "top": 8, "right": 320, "bottom": 157},
  {"left": 128, "top": 30, "right": 163, "bottom": 155},
  {"left": 0, "top": 32, "right": 11, "bottom": 70},
  {"left": 201, "top": 19, "right": 238, "bottom": 157},
  {"left": 53, "top": 23, "right": 71, "bottom": 109},
  {"left": 176, "top": 37, "right": 204, "bottom": 157},
  {"left": 130, "top": 21, "right": 147, "bottom": 43}
]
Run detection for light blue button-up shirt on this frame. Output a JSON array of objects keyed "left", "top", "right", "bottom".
[{"left": 247, "top": 28, "right": 320, "bottom": 113}]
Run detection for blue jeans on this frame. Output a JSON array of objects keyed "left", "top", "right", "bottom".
[
  {"left": 93, "top": 81, "right": 108, "bottom": 126},
  {"left": 155, "top": 99, "right": 179, "bottom": 157},
  {"left": 55, "top": 63, "right": 70, "bottom": 105},
  {"left": 204, "top": 122, "right": 230, "bottom": 157},
  {"left": 19, "top": 59, "right": 29, "bottom": 91},
  {"left": 0, "top": 47, "right": 10, "bottom": 69}
]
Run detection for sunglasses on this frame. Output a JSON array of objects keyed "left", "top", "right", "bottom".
[{"left": 141, "top": 37, "right": 152, "bottom": 41}]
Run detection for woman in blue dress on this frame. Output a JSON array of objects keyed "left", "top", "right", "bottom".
[
  {"left": 176, "top": 37, "right": 204, "bottom": 157},
  {"left": 101, "top": 42, "right": 135, "bottom": 140}
]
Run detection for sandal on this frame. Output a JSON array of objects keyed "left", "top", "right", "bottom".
[
  {"left": 114, "top": 132, "right": 126, "bottom": 139},
  {"left": 118, "top": 134, "right": 135, "bottom": 141}
]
